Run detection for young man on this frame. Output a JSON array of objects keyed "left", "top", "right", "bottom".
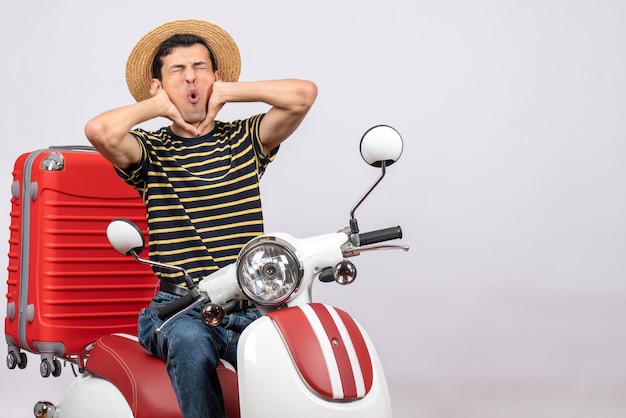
[{"left": 85, "top": 19, "right": 317, "bottom": 418}]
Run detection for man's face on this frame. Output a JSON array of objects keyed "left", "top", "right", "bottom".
[{"left": 159, "top": 43, "right": 218, "bottom": 124}]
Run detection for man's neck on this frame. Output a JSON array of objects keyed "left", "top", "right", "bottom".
[{"left": 170, "top": 121, "right": 215, "bottom": 138}]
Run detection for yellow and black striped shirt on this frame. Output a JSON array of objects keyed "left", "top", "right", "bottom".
[{"left": 116, "top": 114, "right": 277, "bottom": 284}]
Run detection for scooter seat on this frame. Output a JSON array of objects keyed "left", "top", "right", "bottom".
[{"left": 86, "top": 333, "right": 240, "bottom": 418}]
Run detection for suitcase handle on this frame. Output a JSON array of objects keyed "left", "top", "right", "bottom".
[{"left": 48, "top": 145, "right": 96, "bottom": 152}]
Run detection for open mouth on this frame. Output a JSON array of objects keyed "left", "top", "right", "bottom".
[{"left": 187, "top": 89, "right": 200, "bottom": 104}]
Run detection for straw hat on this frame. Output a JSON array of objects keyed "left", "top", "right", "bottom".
[{"left": 125, "top": 19, "right": 241, "bottom": 102}]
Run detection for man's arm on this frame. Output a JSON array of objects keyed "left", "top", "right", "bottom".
[
  {"left": 85, "top": 102, "right": 149, "bottom": 169},
  {"left": 85, "top": 84, "right": 198, "bottom": 169},
  {"left": 204, "top": 79, "right": 317, "bottom": 154}
]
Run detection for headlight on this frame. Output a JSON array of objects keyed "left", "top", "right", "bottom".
[{"left": 237, "top": 236, "right": 302, "bottom": 306}]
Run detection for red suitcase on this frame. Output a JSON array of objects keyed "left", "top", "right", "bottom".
[{"left": 4, "top": 146, "right": 156, "bottom": 377}]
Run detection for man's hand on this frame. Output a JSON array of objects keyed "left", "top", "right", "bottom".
[
  {"left": 149, "top": 80, "right": 202, "bottom": 137},
  {"left": 196, "top": 80, "right": 226, "bottom": 136}
]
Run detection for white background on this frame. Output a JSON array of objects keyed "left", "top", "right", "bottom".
[{"left": 1, "top": 1, "right": 626, "bottom": 417}]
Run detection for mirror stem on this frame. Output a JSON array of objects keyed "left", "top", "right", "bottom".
[
  {"left": 130, "top": 250, "right": 196, "bottom": 289},
  {"left": 349, "top": 161, "right": 387, "bottom": 234}
]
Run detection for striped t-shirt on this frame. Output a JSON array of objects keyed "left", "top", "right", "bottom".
[{"left": 116, "top": 114, "right": 277, "bottom": 284}]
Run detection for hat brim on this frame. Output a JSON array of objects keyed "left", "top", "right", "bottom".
[{"left": 125, "top": 19, "right": 241, "bottom": 102}]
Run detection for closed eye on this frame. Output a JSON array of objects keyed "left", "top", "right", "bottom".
[
  {"left": 193, "top": 62, "right": 209, "bottom": 70},
  {"left": 167, "top": 62, "right": 210, "bottom": 73},
  {"left": 169, "top": 64, "right": 185, "bottom": 73}
]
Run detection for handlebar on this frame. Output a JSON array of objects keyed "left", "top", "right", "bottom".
[
  {"left": 155, "top": 293, "right": 198, "bottom": 320},
  {"left": 319, "top": 225, "right": 405, "bottom": 283},
  {"left": 318, "top": 267, "right": 335, "bottom": 283},
  {"left": 155, "top": 227, "right": 404, "bottom": 313},
  {"left": 358, "top": 226, "right": 402, "bottom": 246}
]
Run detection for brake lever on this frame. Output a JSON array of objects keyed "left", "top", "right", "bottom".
[{"left": 343, "top": 244, "right": 410, "bottom": 257}]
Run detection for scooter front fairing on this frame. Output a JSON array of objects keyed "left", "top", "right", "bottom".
[{"left": 237, "top": 303, "right": 392, "bottom": 418}]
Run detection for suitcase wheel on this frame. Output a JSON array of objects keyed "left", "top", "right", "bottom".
[
  {"left": 6, "top": 351, "right": 28, "bottom": 370},
  {"left": 40, "top": 358, "right": 62, "bottom": 378}
]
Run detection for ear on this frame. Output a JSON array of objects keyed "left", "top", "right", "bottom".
[
  {"left": 215, "top": 71, "right": 221, "bottom": 81},
  {"left": 149, "top": 78, "right": 162, "bottom": 96}
]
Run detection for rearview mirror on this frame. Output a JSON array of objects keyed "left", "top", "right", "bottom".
[
  {"left": 360, "top": 125, "right": 403, "bottom": 167},
  {"left": 106, "top": 219, "right": 145, "bottom": 256}
]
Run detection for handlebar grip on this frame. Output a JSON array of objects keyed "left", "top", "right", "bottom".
[
  {"left": 359, "top": 226, "right": 403, "bottom": 246},
  {"left": 155, "top": 293, "right": 196, "bottom": 320},
  {"left": 318, "top": 267, "right": 336, "bottom": 283}
]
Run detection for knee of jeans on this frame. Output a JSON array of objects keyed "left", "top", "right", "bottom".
[
  {"left": 170, "top": 325, "right": 200, "bottom": 345},
  {"left": 223, "top": 309, "right": 260, "bottom": 333},
  {"left": 167, "top": 318, "right": 219, "bottom": 346},
  {"left": 168, "top": 332, "right": 221, "bottom": 369}
]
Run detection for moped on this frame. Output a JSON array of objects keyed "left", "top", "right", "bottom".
[{"left": 33, "top": 125, "right": 408, "bottom": 418}]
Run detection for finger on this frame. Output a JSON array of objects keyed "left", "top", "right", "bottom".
[
  {"left": 180, "top": 120, "right": 200, "bottom": 137},
  {"left": 197, "top": 114, "right": 214, "bottom": 136}
]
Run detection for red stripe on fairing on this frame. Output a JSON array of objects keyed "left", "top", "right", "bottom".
[
  {"left": 267, "top": 306, "right": 333, "bottom": 398},
  {"left": 335, "top": 308, "right": 374, "bottom": 392},
  {"left": 268, "top": 303, "right": 373, "bottom": 400},
  {"left": 309, "top": 303, "right": 358, "bottom": 398}
]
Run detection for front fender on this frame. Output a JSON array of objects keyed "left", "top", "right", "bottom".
[{"left": 237, "top": 303, "right": 392, "bottom": 418}]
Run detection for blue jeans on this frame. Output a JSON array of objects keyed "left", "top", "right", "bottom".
[{"left": 138, "top": 291, "right": 260, "bottom": 418}]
